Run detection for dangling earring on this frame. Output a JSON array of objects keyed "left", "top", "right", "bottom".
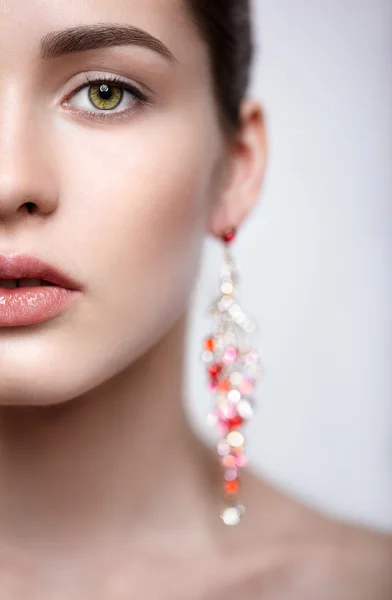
[{"left": 202, "top": 227, "right": 262, "bottom": 526}]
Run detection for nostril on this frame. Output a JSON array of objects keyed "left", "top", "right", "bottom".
[{"left": 25, "top": 202, "right": 36, "bottom": 214}]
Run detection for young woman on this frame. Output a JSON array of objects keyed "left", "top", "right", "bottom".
[{"left": 0, "top": 0, "right": 390, "bottom": 598}]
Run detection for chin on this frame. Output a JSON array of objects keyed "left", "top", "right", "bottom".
[
  {"left": 0, "top": 346, "right": 114, "bottom": 407},
  {"left": 0, "top": 366, "right": 87, "bottom": 407},
  {"left": 0, "top": 327, "right": 158, "bottom": 408}
]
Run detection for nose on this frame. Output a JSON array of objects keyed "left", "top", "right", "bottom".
[{"left": 0, "top": 90, "right": 59, "bottom": 225}]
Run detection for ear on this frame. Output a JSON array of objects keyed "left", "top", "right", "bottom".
[{"left": 208, "top": 99, "right": 268, "bottom": 239}]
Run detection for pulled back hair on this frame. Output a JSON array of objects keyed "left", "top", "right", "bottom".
[{"left": 186, "top": 0, "right": 254, "bottom": 135}]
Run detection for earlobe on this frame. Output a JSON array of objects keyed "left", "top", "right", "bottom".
[{"left": 208, "top": 99, "right": 268, "bottom": 240}]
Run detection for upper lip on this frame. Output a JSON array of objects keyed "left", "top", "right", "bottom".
[{"left": 0, "top": 253, "right": 82, "bottom": 290}]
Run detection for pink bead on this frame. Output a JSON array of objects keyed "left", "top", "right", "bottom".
[
  {"left": 217, "top": 440, "right": 230, "bottom": 456},
  {"left": 236, "top": 454, "right": 248, "bottom": 468},
  {"left": 224, "top": 467, "right": 238, "bottom": 481},
  {"left": 217, "top": 422, "right": 229, "bottom": 435},
  {"left": 223, "top": 346, "right": 237, "bottom": 365},
  {"left": 219, "top": 404, "right": 237, "bottom": 419},
  {"left": 208, "top": 381, "right": 218, "bottom": 392},
  {"left": 222, "top": 454, "right": 236, "bottom": 468},
  {"left": 238, "top": 379, "right": 254, "bottom": 395}
]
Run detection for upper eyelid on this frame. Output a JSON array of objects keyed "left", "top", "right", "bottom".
[
  {"left": 69, "top": 75, "right": 140, "bottom": 97},
  {"left": 64, "top": 73, "right": 144, "bottom": 97}
]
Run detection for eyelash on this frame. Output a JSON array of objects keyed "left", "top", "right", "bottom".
[{"left": 63, "top": 73, "right": 151, "bottom": 122}]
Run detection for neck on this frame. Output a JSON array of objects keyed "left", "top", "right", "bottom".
[{"left": 0, "top": 311, "right": 223, "bottom": 566}]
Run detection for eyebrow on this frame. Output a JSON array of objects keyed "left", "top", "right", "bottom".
[{"left": 39, "top": 22, "right": 177, "bottom": 62}]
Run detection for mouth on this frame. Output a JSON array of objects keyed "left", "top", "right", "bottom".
[
  {"left": 0, "top": 279, "right": 57, "bottom": 288},
  {"left": 0, "top": 253, "right": 83, "bottom": 327}
]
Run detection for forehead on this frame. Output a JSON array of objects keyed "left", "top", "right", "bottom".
[{"left": 0, "top": 0, "right": 208, "bottom": 68}]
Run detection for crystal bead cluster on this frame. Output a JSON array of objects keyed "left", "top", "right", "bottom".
[{"left": 202, "top": 228, "right": 262, "bottom": 526}]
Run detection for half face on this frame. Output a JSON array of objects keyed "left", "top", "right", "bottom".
[{"left": 0, "top": 0, "right": 226, "bottom": 405}]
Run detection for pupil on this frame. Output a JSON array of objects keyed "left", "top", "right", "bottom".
[{"left": 99, "top": 84, "right": 112, "bottom": 100}]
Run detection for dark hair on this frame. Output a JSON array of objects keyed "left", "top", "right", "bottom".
[{"left": 186, "top": 0, "right": 254, "bottom": 135}]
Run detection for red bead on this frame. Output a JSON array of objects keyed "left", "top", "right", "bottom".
[
  {"left": 222, "top": 227, "right": 237, "bottom": 244},
  {"left": 224, "top": 479, "right": 240, "bottom": 496},
  {"left": 204, "top": 337, "right": 216, "bottom": 352},
  {"left": 208, "top": 363, "right": 223, "bottom": 378},
  {"left": 227, "top": 415, "right": 244, "bottom": 429}
]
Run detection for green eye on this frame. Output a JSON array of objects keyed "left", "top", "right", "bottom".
[
  {"left": 66, "top": 75, "right": 150, "bottom": 120},
  {"left": 88, "top": 83, "right": 123, "bottom": 110}
]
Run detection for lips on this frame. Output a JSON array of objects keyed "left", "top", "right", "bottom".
[
  {"left": 0, "top": 253, "right": 83, "bottom": 326},
  {"left": 0, "top": 253, "right": 82, "bottom": 290}
]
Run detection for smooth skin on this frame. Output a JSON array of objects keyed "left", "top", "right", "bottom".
[{"left": 0, "top": 0, "right": 390, "bottom": 598}]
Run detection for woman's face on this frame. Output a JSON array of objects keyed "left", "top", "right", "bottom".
[{"left": 0, "top": 0, "right": 227, "bottom": 405}]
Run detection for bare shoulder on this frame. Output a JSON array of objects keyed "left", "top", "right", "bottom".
[
  {"left": 209, "top": 476, "right": 392, "bottom": 600},
  {"left": 310, "top": 519, "right": 392, "bottom": 599},
  {"left": 208, "top": 521, "right": 392, "bottom": 600},
  {"left": 276, "top": 494, "right": 392, "bottom": 599},
  {"left": 275, "top": 517, "right": 392, "bottom": 600}
]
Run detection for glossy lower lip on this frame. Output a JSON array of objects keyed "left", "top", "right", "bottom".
[{"left": 0, "top": 285, "right": 81, "bottom": 327}]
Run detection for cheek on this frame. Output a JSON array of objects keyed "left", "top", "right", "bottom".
[
  {"left": 65, "top": 115, "right": 211, "bottom": 300},
  {"left": 52, "top": 116, "right": 214, "bottom": 396}
]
